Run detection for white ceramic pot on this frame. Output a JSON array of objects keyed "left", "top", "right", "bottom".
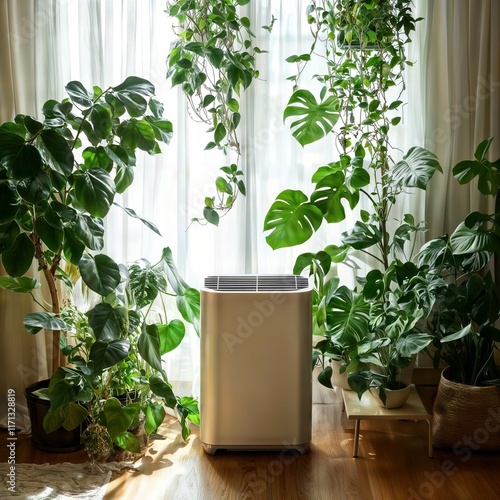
[
  {"left": 330, "top": 359, "right": 351, "bottom": 390},
  {"left": 370, "top": 384, "right": 412, "bottom": 409}
]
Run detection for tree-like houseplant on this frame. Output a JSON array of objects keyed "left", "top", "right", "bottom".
[
  {"left": 263, "top": 0, "right": 436, "bottom": 404},
  {"left": 0, "top": 77, "right": 199, "bottom": 451}
]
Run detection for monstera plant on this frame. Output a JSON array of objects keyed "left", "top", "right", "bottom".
[
  {"left": 0, "top": 76, "right": 173, "bottom": 375},
  {"left": 263, "top": 0, "right": 438, "bottom": 394}
]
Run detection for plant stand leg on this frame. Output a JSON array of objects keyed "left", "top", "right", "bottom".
[{"left": 353, "top": 419, "right": 361, "bottom": 457}]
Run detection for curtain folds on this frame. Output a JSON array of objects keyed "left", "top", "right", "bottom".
[{"left": 1, "top": 0, "right": 498, "bottom": 430}]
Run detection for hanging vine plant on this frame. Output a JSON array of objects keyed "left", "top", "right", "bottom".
[{"left": 166, "top": 0, "right": 274, "bottom": 225}]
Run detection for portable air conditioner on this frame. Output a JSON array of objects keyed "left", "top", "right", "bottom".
[{"left": 200, "top": 275, "right": 312, "bottom": 455}]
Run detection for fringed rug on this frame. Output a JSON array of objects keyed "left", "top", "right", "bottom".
[{"left": 0, "top": 462, "right": 113, "bottom": 499}]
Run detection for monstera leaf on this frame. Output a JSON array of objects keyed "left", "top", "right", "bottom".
[
  {"left": 264, "top": 190, "right": 323, "bottom": 249},
  {"left": 392, "top": 147, "right": 442, "bottom": 189},
  {"left": 283, "top": 90, "right": 339, "bottom": 147}
]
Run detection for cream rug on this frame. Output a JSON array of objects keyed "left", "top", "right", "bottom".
[{"left": 0, "top": 462, "right": 112, "bottom": 499}]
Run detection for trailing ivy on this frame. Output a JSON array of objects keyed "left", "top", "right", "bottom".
[{"left": 166, "top": 0, "right": 273, "bottom": 224}]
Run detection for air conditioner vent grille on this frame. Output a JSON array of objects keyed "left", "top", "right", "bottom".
[{"left": 204, "top": 275, "right": 309, "bottom": 291}]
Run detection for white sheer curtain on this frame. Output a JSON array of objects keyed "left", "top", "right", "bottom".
[{"left": 2, "top": 0, "right": 472, "bottom": 430}]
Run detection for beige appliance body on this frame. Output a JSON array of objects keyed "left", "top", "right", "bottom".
[{"left": 200, "top": 275, "right": 312, "bottom": 455}]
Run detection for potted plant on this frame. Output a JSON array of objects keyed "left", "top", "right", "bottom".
[
  {"left": 263, "top": 0, "right": 438, "bottom": 400},
  {"left": 417, "top": 138, "right": 500, "bottom": 449},
  {"left": 43, "top": 248, "right": 200, "bottom": 463},
  {"left": 0, "top": 76, "right": 194, "bottom": 451}
]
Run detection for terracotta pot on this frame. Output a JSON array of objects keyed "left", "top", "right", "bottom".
[
  {"left": 432, "top": 367, "right": 500, "bottom": 450},
  {"left": 370, "top": 384, "right": 412, "bottom": 409}
]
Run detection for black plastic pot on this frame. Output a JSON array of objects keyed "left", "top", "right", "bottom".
[{"left": 24, "top": 379, "right": 84, "bottom": 453}]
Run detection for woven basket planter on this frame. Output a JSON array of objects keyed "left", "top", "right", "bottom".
[{"left": 432, "top": 367, "right": 500, "bottom": 451}]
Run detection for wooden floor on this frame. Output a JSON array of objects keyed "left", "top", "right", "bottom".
[{"left": 2, "top": 382, "right": 500, "bottom": 500}]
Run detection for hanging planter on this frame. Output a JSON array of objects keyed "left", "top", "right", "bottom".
[{"left": 432, "top": 367, "right": 500, "bottom": 451}]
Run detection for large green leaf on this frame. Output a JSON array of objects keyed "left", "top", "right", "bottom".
[
  {"left": 264, "top": 190, "right": 323, "bottom": 249},
  {"left": 158, "top": 320, "right": 186, "bottom": 355},
  {"left": 119, "top": 120, "right": 156, "bottom": 152},
  {"left": 0, "top": 222, "right": 19, "bottom": 254},
  {"left": 74, "top": 215, "right": 105, "bottom": 251},
  {"left": 0, "top": 132, "right": 25, "bottom": 167},
  {"left": 0, "top": 183, "right": 19, "bottom": 223},
  {"left": 79, "top": 253, "right": 121, "bottom": 296},
  {"left": 283, "top": 90, "right": 339, "bottom": 146},
  {"left": 90, "top": 104, "right": 113, "bottom": 139},
  {"left": 311, "top": 172, "right": 360, "bottom": 223},
  {"left": 396, "top": 333, "right": 432, "bottom": 357},
  {"left": 16, "top": 172, "right": 52, "bottom": 205},
  {"left": 176, "top": 288, "right": 200, "bottom": 336},
  {"left": 114, "top": 204, "right": 162, "bottom": 237},
  {"left": 36, "top": 217, "right": 63, "bottom": 252},
  {"left": 138, "top": 323, "right": 163, "bottom": 371},
  {"left": 62, "top": 227, "right": 85, "bottom": 265},
  {"left": 114, "top": 431, "right": 141, "bottom": 453},
  {"left": 342, "top": 222, "right": 382, "bottom": 250},
  {"left": 89, "top": 339, "right": 130, "bottom": 372},
  {"left": 144, "top": 402, "right": 166, "bottom": 435},
  {"left": 327, "top": 286, "right": 370, "bottom": 343},
  {"left": 113, "top": 76, "right": 155, "bottom": 96},
  {"left": 0, "top": 276, "right": 39, "bottom": 293},
  {"left": 116, "top": 91, "right": 148, "bottom": 118},
  {"left": 392, "top": 147, "right": 442, "bottom": 189},
  {"left": 9, "top": 144, "right": 43, "bottom": 179},
  {"left": 2, "top": 232, "right": 34, "bottom": 277},
  {"left": 87, "top": 303, "right": 129, "bottom": 341},
  {"left": 161, "top": 247, "right": 189, "bottom": 295},
  {"left": 149, "top": 375, "right": 177, "bottom": 408},
  {"left": 23, "top": 312, "right": 68, "bottom": 334},
  {"left": 74, "top": 168, "right": 116, "bottom": 217},
  {"left": 103, "top": 398, "right": 140, "bottom": 439},
  {"left": 450, "top": 221, "right": 493, "bottom": 254},
  {"left": 65, "top": 81, "right": 93, "bottom": 108},
  {"left": 417, "top": 236, "right": 449, "bottom": 267},
  {"left": 38, "top": 129, "right": 74, "bottom": 177}
]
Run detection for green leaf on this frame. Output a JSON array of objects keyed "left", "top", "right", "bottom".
[
  {"left": 328, "top": 286, "right": 370, "bottom": 343},
  {"left": 39, "top": 130, "right": 74, "bottom": 177},
  {"left": 2, "top": 232, "right": 34, "bottom": 277},
  {"left": 440, "top": 324, "right": 474, "bottom": 343},
  {"left": 87, "top": 303, "right": 129, "bottom": 341},
  {"left": 23, "top": 312, "right": 68, "bottom": 334},
  {"left": 214, "top": 123, "right": 226, "bottom": 144},
  {"left": 0, "top": 222, "right": 20, "bottom": 254},
  {"left": 0, "top": 132, "right": 25, "bottom": 173},
  {"left": 283, "top": 90, "right": 339, "bottom": 146},
  {"left": 90, "top": 104, "right": 113, "bottom": 139},
  {"left": 0, "top": 183, "right": 20, "bottom": 223},
  {"left": 16, "top": 172, "right": 51, "bottom": 205},
  {"left": 103, "top": 398, "right": 140, "bottom": 439},
  {"left": 138, "top": 323, "right": 163, "bottom": 372},
  {"left": 0, "top": 276, "right": 39, "bottom": 293},
  {"left": 161, "top": 247, "right": 189, "bottom": 295},
  {"left": 203, "top": 206, "right": 220, "bottom": 226},
  {"left": 144, "top": 402, "right": 166, "bottom": 435},
  {"left": 89, "top": 339, "right": 130, "bottom": 372},
  {"left": 114, "top": 203, "right": 162, "bottom": 237},
  {"left": 317, "top": 366, "right": 333, "bottom": 389},
  {"left": 79, "top": 253, "right": 121, "bottom": 296},
  {"left": 65, "top": 81, "right": 93, "bottom": 107},
  {"left": 74, "top": 214, "right": 104, "bottom": 251},
  {"left": 147, "top": 119, "right": 173, "bottom": 144},
  {"left": 176, "top": 288, "right": 200, "bottom": 336},
  {"left": 264, "top": 190, "right": 323, "bottom": 249},
  {"left": 392, "top": 147, "right": 442, "bottom": 189},
  {"left": 114, "top": 166, "right": 135, "bottom": 193},
  {"left": 74, "top": 168, "right": 116, "bottom": 217},
  {"left": 311, "top": 172, "right": 359, "bottom": 223},
  {"left": 474, "top": 137, "right": 494, "bottom": 162},
  {"left": 342, "top": 222, "right": 382, "bottom": 250},
  {"left": 149, "top": 375, "right": 176, "bottom": 408},
  {"left": 112, "top": 76, "right": 155, "bottom": 96},
  {"left": 36, "top": 218, "right": 63, "bottom": 252},
  {"left": 116, "top": 91, "right": 148, "bottom": 118},
  {"left": 158, "top": 320, "right": 186, "bottom": 355},
  {"left": 62, "top": 227, "right": 85, "bottom": 265},
  {"left": 396, "top": 333, "right": 432, "bottom": 357},
  {"left": 450, "top": 221, "right": 493, "bottom": 254},
  {"left": 61, "top": 403, "right": 88, "bottom": 431},
  {"left": 43, "top": 406, "right": 65, "bottom": 434},
  {"left": 10, "top": 144, "right": 43, "bottom": 179},
  {"left": 114, "top": 431, "right": 141, "bottom": 453},
  {"left": 119, "top": 119, "right": 156, "bottom": 152}
]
